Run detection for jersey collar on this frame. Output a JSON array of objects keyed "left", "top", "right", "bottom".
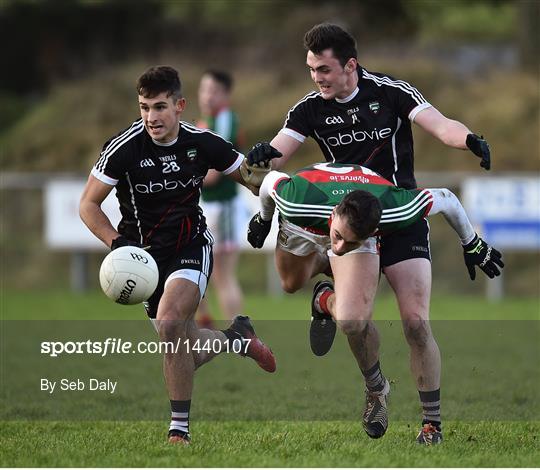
[
  {"left": 152, "top": 136, "right": 178, "bottom": 146},
  {"left": 335, "top": 86, "right": 359, "bottom": 104}
]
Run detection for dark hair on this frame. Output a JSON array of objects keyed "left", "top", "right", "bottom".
[
  {"left": 303, "top": 23, "right": 357, "bottom": 67},
  {"left": 334, "top": 190, "right": 381, "bottom": 241},
  {"left": 203, "top": 69, "right": 233, "bottom": 92},
  {"left": 136, "top": 66, "right": 182, "bottom": 100}
]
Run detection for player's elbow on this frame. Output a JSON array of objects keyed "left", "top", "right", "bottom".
[
  {"left": 79, "top": 198, "right": 104, "bottom": 233},
  {"left": 79, "top": 198, "right": 96, "bottom": 224},
  {"left": 435, "top": 188, "right": 456, "bottom": 200},
  {"left": 429, "top": 188, "right": 458, "bottom": 215},
  {"left": 78, "top": 198, "right": 90, "bottom": 223}
]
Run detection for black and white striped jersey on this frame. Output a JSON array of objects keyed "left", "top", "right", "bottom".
[
  {"left": 281, "top": 66, "right": 432, "bottom": 189},
  {"left": 91, "top": 119, "right": 243, "bottom": 254}
]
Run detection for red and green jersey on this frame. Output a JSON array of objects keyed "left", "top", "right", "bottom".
[
  {"left": 197, "top": 108, "right": 244, "bottom": 202},
  {"left": 270, "top": 163, "right": 433, "bottom": 235}
]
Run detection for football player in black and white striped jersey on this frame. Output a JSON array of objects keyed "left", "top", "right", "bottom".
[
  {"left": 246, "top": 23, "right": 492, "bottom": 445},
  {"left": 80, "top": 66, "right": 276, "bottom": 445}
]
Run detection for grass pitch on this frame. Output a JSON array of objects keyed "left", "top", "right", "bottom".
[
  {"left": 2, "top": 421, "right": 539, "bottom": 467},
  {"left": 1, "top": 289, "right": 539, "bottom": 467}
]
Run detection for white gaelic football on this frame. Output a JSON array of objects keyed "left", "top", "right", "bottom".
[{"left": 99, "top": 246, "right": 159, "bottom": 305}]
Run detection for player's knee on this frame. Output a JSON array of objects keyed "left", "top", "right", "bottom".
[
  {"left": 280, "top": 276, "right": 304, "bottom": 293},
  {"left": 402, "top": 317, "right": 432, "bottom": 348},
  {"left": 338, "top": 318, "right": 369, "bottom": 337},
  {"left": 156, "top": 317, "right": 188, "bottom": 344}
]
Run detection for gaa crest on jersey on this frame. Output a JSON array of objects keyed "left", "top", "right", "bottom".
[
  {"left": 140, "top": 158, "right": 155, "bottom": 168},
  {"left": 325, "top": 116, "right": 345, "bottom": 125},
  {"left": 369, "top": 101, "right": 380, "bottom": 114},
  {"left": 186, "top": 148, "right": 197, "bottom": 160}
]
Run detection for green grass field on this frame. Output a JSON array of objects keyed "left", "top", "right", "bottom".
[
  {"left": 1, "top": 289, "right": 539, "bottom": 467},
  {"left": 2, "top": 421, "right": 538, "bottom": 467}
]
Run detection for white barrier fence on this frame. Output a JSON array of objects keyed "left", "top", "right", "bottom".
[
  {"left": 43, "top": 179, "right": 280, "bottom": 251},
  {"left": 41, "top": 177, "right": 281, "bottom": 293},
  {"left": 461, "top": 176, "right": 540, "bottom": 300}
]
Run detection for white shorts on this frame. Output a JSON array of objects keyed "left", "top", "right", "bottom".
[
  {"left": 201, "top": 195, "right": 249, "bottom": 252},
  {"left": 277, "top": 219, "right": 378, "bottom": 257}
]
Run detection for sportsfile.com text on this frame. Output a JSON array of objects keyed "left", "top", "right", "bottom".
[{"left": 40, "top": 337, "right": 250, "bottom": 357}]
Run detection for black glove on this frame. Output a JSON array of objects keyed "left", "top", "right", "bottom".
[
  {"left": 110, "top": 236, "right": 147, "bottom": 251},
  {"left": 466, "top": 133, "right": 491, "bottom": 171},
  {"left": 247, "top": 212, "right": 272, "bottom": 248},
  {"left": 462, "top": 234, "right": 504, "bottom": 280},
  {"left": 246, "top": 142, "right": 282, "bottom": 166}
]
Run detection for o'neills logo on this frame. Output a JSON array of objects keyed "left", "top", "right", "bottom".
[{"left": 116, "top": 279, "right": 137, "bottom": 304}]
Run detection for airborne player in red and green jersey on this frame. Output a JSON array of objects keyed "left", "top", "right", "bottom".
[
  {"left": 249, "top": 161, "right": 503, "bottom": 278},
  {"left": 247, "top": 162, "right": 503, "bottom": 441},
  {"left": 264, "top": 163, "right": 434, "bottom": 238}
]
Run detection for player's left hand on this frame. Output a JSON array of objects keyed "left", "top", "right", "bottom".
[
  {"left": 246, "top": 142, "right": 282, "bottom": 166},
  {"left": 466, "top": 133, "right": 491, "bottom": 171},
  {"left": 462, "top": 234, "right": 504, "bottom": 280},
  {"left": 247, "top": 212, "right": 272, "bottom": 248}
]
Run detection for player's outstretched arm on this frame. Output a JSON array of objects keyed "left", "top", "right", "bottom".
[
  {"left": 426, "top": 188, "right": 504, "bottom": 279},
  {"left": 426, "top": 188, "right": 476, "bottom": 244},
  {"left": 414, "top": 107, "right": 491, "bottom": 170},
  {"left": 269, "top": 133, "right": 303, "bottom": 170}
]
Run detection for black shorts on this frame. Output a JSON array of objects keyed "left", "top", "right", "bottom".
[
  {"left": 379, "top": 218, "right": 431, "bottom": 269},
  {"left": 143, "top": 242, "right": 214, "bottom": 319}
]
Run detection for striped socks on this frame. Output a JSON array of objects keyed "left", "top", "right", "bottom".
[
  {"left": 169, "top": 399, "right": 190, "bottom": 437},
  {"left": 419, "top": 389, "right": 441, "bottom": 428},
  {"left": 361, "top": 361, "right": 387, "bottom": 394}
]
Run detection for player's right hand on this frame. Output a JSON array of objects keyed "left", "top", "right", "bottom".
[
  {"left": 110, "top": 236, "right": 149, "bottom": 251},
  {"left": 462, "top": 234, "right": 504, "bottom": 280},
  {"left": 247, "top": 212, "right": 272, "bottom": 249},
  {"left": 246, "top": 142, "right": 282, "bottom": 166}
]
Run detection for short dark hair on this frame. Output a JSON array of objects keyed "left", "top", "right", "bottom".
[
  {"left": 303, "top": 23, "right": 357, "bottom": 67},
  {"left": 136, "top": 66, "right": 182, "bottom": 100},
  {"left": 334, "top": 190, "right": 381, "bottom": 241},
  {"left": 203, "top": 69, "right": 233, "bottom": 92}
]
